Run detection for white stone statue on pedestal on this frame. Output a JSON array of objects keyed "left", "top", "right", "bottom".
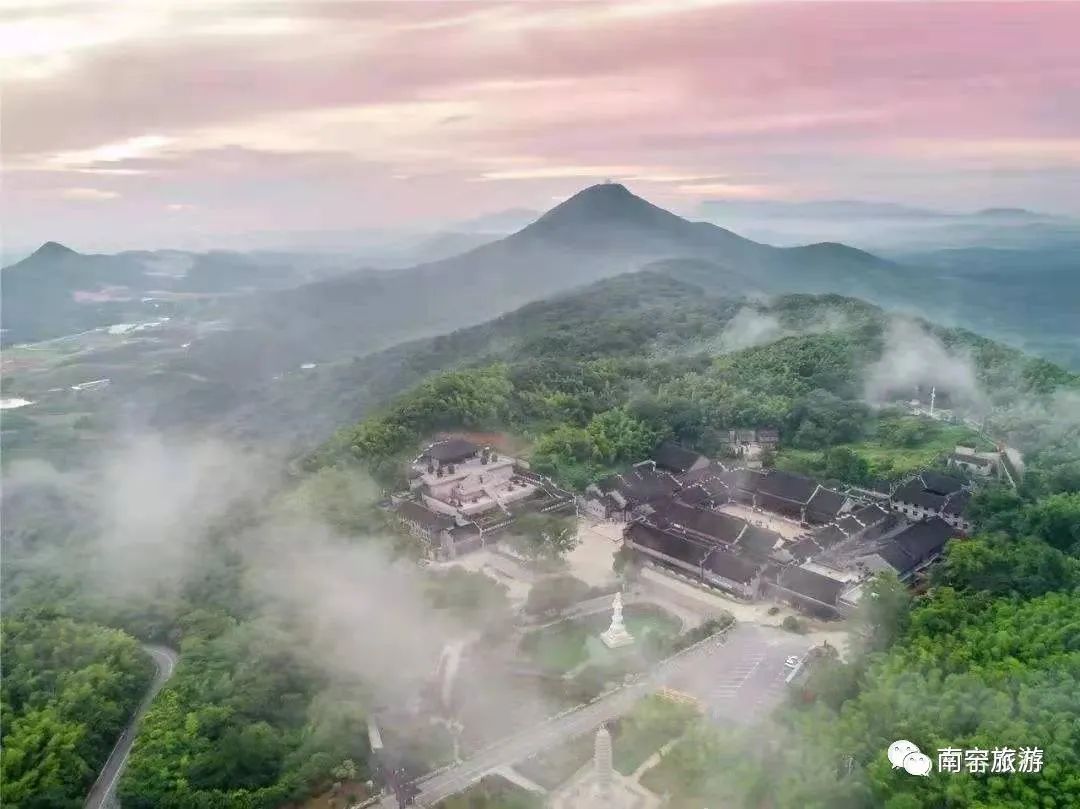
[{"left": 600, "top": 591, "right": 635, "bottom": 649}]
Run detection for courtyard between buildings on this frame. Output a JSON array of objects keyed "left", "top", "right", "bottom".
[{"left": 434, "top": 513, "right": 851, "bottom": 659}]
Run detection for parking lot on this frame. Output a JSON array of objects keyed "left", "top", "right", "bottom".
[{"left": 665, "top": 625, "right": 812, "bottom": 724}]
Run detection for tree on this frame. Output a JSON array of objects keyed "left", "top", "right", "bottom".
[
  {"left": 758, "top": 447, "right": 777, "bottom": 469},
  {"left": 508, "top": 513, "right": 579, "bottom": 561},
  {"left": 822, "top": 447, "right": 870, "bottom": 485},
  {"left": 1023, "top": 491, "right": 1080, "bottom": 553},
  {"left": 1, "top": 616, "right": 154, "bottom": 809},
  {"left": 425, "top": 568, "right": 510, "bottom": 622},
  {"left": 529, "top": 425, "right": 603, "bottom": 489},
  {"left": 934, "top": 534, "right": 1077, "bottom": 597},
  {"left": 966, "top": 485, "right": 1024, "bottom": 534},
  {"left": 330, "top": 759, "right": 358, "bottom": 783},
  {"left": 586, "top": 407, "right": 659, "bottom": 464},
  {"left": 853, "top": 572, "right": 910, "bottom": 652},
  {"left": 787, "top": 390, "right": 869, "bottom": 449},
  {"left": 612, "top": 545, "right": 640, "bottom": 583},
  {"left": 523, "top": 575, "right": 591, "bottom": 616}
]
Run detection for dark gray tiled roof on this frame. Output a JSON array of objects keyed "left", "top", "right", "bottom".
[
  {"left": 675, "top": 484, "right": 711, "bottom": 507},
  {"left": 736, "top": 524, "right": 783, "bottom": 559},
  {"left": 702, "top": 546, "right": 761, "bottom": 584},
  {"left": 398, "top": 500, "right": 453, "bottom": 530},
  {"left": 870, "top": 517, "right": 955, "bottom": 575},
  {"left": 837, "top": 516, "right": 865, "bottom": 536},
  {"left": 656, "top": 502, "right": 747, "bottom": 545},
  {"left": 807, "top": 486, "right": 846, "bottom": 517},
  {"left": 787, "top": 538, "right": 823, "bottom": 563},
  {"left": 893, "top": 479, "right": 947, "bottom": 510},
  {"left": 919, "top": 471, "right": 966, "bottom": 496},
  {"left": 811, "top": 524, "right": 848, "bottom": 548},
  {"left": 769, "top": 565, "right": 846, "bottom": 605},
  {"left": 423, "top": 438, "right": 480, "bottom": 463},
  {"left": 597, "top": 466, "right": 681, "bottom": 506},
  {"left": 851, "top": 504, "right": 890, "bottom": 525},
  {"left": 757, "top": 470, "right": 818, "bottom": 503},
  {"left": 875, "top": 543, "right": 917, "bottom": 575},
  {"left": 653, "top": 442, "right": 707, "bottom": 474},
  {"left": 942, "top": 490, "right": 972, "bottom": 517},
  {"left": 626, "top": 521, "right": 710, "bottom": 567},
  {"left": 893, "top": 517, "right": 955, "bottom": 562}
]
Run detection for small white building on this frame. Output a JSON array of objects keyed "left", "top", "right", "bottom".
[{"left": 948, "top": 445, "right": 1000, "bottom": 478}]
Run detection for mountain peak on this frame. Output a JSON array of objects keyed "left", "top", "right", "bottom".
[
  {"left": 32, "top": 241, "right": 79, "bottom": 260},
  {"left": 525, "top": 182, "right": 689, "bottom": 236},
  {"left": 553, "top": 182, "right": 638, "bottom": 209}
]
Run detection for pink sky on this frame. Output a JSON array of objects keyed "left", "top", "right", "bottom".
[{"left": 3, "top": 1, "right": 1079, "bottom": 252}]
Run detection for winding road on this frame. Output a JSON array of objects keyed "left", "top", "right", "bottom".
[{"left": 84, "top": 644, "right": 179, "bottom": 809}]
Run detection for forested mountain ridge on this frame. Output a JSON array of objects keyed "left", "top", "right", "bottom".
[
  {"left": 6, "top": 184, "right": 1073, "bottom": 474},
  {"left": 173, "top": 184, "right": 908, "bottom": 391},
  {"left": 3, "top": 274, "right": 1078, "bottom": 809},
  {"left": 307, "top": 273, "right": 1076, "bottom": 492}
]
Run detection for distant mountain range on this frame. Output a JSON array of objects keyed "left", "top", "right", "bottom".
[
  {"left": 176, "top": 183, "right": 914, "bottom": 381},
  {"left": 696, "top": 197, "right": 1080, "bottom": 252},
  {"left": 5, "top": 182, "right": 1077, "bottom": 449},
  {"left": 697, "top": 198, "right": 1062, "bottom": 222},
  {"left": 0, "top": 244, "right": 356, "bottom": 345}
]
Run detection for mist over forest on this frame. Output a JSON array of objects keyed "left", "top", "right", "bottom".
[{"left": 3, "top": 183, "right": 1079, "bottom": 809}]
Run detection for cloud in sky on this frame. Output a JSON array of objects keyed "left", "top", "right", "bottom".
[
  {"left": 58, "top": 187, "right": 121, "bottom": 201},
  {"left": 3, "top": 0, "right": 1079, "bottom": 251}
]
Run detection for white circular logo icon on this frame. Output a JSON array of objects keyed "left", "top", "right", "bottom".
[{"left": 888, "top": 740, "right": 920, "bottom": 769}]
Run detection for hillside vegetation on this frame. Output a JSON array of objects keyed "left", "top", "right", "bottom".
[
  {"left": 1, "top": 616, "right": 155, "bottom": 809},
  {"left": 310, "top": 275, "right": 1077, "bottom": 498},
  {"left": 3, "top": 274, "right": 1077, "bottom": 809},
  {"left": 304, "top": 278, "right": 1080, "bottom": 808}
]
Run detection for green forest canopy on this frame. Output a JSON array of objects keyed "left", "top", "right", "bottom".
[
  {"left": 310, "top": 282, "right": 1077, "bottom": 498},
  {"left": 3, "top": 280, "right": 1079, "bottom": 809},
  {"left": 1, "top": 616, "right": 154, "bottom": 809}
]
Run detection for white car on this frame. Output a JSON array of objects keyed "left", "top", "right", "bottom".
[{"left": 784, "top": 655, "right": 801, "bottom": 669}]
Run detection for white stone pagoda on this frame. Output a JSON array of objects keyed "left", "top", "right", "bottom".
[
  {"left": 600, "top": 591, "right": 635, "bottom": 649},
  {"left": 548, "top": 724, "right": 657, "bottom": 808}
]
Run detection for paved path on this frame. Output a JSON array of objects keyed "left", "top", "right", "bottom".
[
  {"left": 378, "top": 624, "right": 809, "bottom": 808},
  {"left": 84, "top": 644, "right": 179, "bottom": 809}
]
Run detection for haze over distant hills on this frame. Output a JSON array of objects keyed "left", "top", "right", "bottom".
[
  {"left": 176, "top": 183, "right": 909, "bottom": 380},
  {"left": 696, "top": 197, "right": 1080, "bottom": 252},
  {"left": 0, "top": 244, "right": 356, "bottom": 346},
  {"left": 4, "top": 182, "right": 1077, "bottom": 451}
]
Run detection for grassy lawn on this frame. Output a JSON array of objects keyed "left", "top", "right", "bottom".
[
  {"left": 520, "top": 605, "right": 681, "bottom": 674},
  {"left": 639, "top": 721, "right": 743, "bottom": 808},
  {"left": 612, "top": 694, "right": 699, "bottom": 776},
  {"left": 435, "top": 774, "right": 543, "bottom": 809},
  {"left": 776, "top": 413, "right": 993, "bottom": 482}
]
